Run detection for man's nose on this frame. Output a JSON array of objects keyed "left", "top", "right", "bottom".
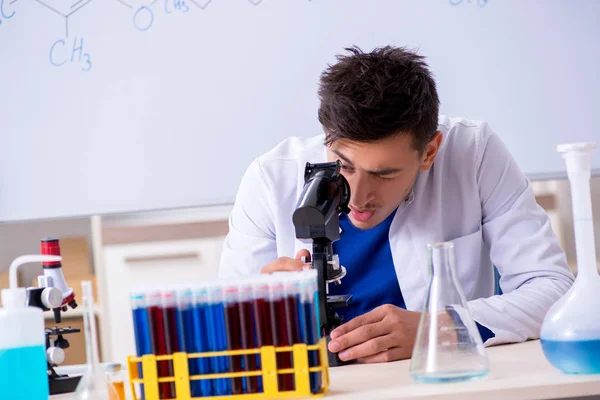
[{"left": 349, "top": 173, "right": 375, "bottom": 207}]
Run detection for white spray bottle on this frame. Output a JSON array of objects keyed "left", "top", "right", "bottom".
[{"left": 0, "top": 254, "right": 62, "bottom": 399}]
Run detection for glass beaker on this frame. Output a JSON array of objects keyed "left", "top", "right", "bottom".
[
  {"left": 410, "top": 242, "right": 489, "bottom": 383},
  {"left": 74, "top": 281, "right": 118, "bottom": 400},
  {"left": 106, "top": 363, "right": 125, "bottom": 400},
  {"left": 540, "top": 142, "right": 600, "bottom": 374}
]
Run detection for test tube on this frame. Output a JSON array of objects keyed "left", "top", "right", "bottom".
[
  {"left": 130, "top": 290, "right": 153, "bottom": 400},
  {"left": 252, "top": 275, "right": 273, "bottom": 393},
  {"left": 162, "top": 288, "right": 181, "bottom": 398},
  {"left": 205, "top": 281, "right": 231, "bottom": 395},
  {"left": 223, "top": 281, "right": 244, "bottom": 394},
  {"left": 148, "top": 289, "right": 173, "bottom": 399},
  {"left": 177, "top": 286, "right": 204, "bottom": 397},
  {"left": 192, "top": 284, "right": 213, "bottom": 396},
  {"left": 238, "top": 280, "right": 259, "bottom": 394},
  {"left": 301, "top": 270, "right": 322, "bottom": 393},
  {"left": 269, "top": 276, "right": 295, "bottom": 391}
]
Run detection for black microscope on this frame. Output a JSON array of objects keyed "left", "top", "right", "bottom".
[{"left": 292, "top": 161, "right": 354, "bottom": 367}]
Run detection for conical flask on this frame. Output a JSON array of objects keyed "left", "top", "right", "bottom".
[
  {"left": 540, "top": 142, "right": 600, "bottom": 374},
  {"left": 74, "top": 281, "right": 118, "bottom": 399},
  {"left": 410, "top": 242, "right": 489, "bottom": 383}
]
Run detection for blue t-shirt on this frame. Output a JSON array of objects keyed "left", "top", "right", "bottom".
[
  {"left": 329, "top": 209, "right": 405, "bottom": 323},
  {"left": 329, "top": 209, "right": 495, "bottom": 343}
]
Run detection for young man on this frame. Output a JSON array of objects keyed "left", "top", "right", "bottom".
[{"left": 219, "top": 46, "right": 574, "bottom": 363}]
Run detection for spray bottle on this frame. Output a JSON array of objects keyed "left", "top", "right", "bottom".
[{"left": 0, "top": 254, "right": 62, "bottom": 399}]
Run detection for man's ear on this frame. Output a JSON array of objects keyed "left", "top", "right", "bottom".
[{"left": 419, "top": 132, "right": 442, "bottom": 172}]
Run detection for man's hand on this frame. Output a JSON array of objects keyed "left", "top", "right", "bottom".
[
  {"left": 327, "top": 304, "right": 421, "bottom": 363},
  {"left": 260, "top": 249, "right": 312, "bottom": 274}
]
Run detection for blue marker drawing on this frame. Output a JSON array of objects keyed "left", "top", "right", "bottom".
[
  {"left": 133, "top": 5, "right": 154, "bottom": 31},
  {"left": 81, "top": 52, "right": 91, "bottom": 71},
  {"left": 50, "top": 40, "right": 67, "bottom": 66},
  {"left": 0, "top": 0, "right": 16, "bottom": 24},
  {"left": 450, "top": 0, "right": 488, "bottom": 6},
  {"left": 165, "top": 0, "right": 190, "bottom": 14},
  {"left": 49, "top": 37, "right": 92, "bottom": 71},
  {"left": 71, "top": 36, "right": 84, "bottom": 63}
]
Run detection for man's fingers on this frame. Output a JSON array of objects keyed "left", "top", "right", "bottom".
[
  {"left": 337, "top": 333, "right": 399, "bottom": 362},
  {"left": 330, "top": 305, "right": 388, "bottom": 339},
  {"left": 260, "top": 257, "right": 309, "bottom": 274},
  {"left": 295, "top": 249, "right": 311, "bottom": 263},
  {"left": 356, "top": 346, "right": 410, "bottom": 364},
  {"left": 328, "top": 322, "right": 388, "bottom": 353}
]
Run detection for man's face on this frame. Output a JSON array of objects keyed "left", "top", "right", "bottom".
[{"left": 326, "top": 132, "right": 441, "bottom": 229}]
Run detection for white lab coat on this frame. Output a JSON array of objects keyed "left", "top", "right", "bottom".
[{"left": 219, "top": 116, "right": 574, "bottom": 346}]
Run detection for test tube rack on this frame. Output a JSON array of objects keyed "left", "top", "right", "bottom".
[{"left": 127, "top": 338, "right": 330, "bottom": 400}]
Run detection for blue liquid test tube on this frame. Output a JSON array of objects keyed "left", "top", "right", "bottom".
[
  {"left": 205, "top": 281, "right": 231, "bottom": 395},
  {"left": 177, "top": 286, "right": 204, "bottom": 397},
  {"left": 130, "top": 290, "right": 154, "bottom": 400},
  {"left": 302, "top": 270, "right": 322, "bottom": 393},
  {"left": 192, "top": 284, "right": 213, "bottom": 397}
]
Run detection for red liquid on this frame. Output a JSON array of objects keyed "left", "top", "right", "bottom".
[
  {"left": 284, "top": 296, "right": 301, "bottom": 344},
  {"left": 164, "top": 307, "right": 181, "bottom": 353},
  {"left": 224, "top": 303, "right": 243, "bottom": 394},
  {"left": 239, "top": 301, "right": 259, "bottom": 393},
  {"left": 150, "top": 306, "right": 174, "bottom": 399},
  {"left": 253, "top": 298, "right": 273, "bottom": 346},
  {"left": 270, "top": 298, "right": 296, "bottom": 391}
]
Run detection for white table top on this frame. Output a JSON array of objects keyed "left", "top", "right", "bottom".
[
  {"left": 52, "top": 339, "right": 600, "bottom": 400},
  {"left": 325, "top": 339, "right": 600, "bottom": 400}
]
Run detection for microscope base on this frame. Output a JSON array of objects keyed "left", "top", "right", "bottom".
[
  {"left": 49, "top": 374, "right": 81, "bottom": 395},
  {"left": 326, "top": 335, "right": 356, "bottom": 367}
]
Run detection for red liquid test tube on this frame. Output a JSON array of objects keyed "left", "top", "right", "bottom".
[
  {"left": 238, "top": 280, "right": 259, "bottom": 393},
  {"left": 148, "top": 290, "right": 173, "bottom": 399},
  {"left": 269, "top": 277, "right": 295, "bottom": 392},
  {"left": 223, "top": 282, "right": 243, "bottom": 395}
]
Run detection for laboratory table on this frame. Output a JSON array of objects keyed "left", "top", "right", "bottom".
[{"left": 52, "top": 339, "right": 600, "bottom": 400}]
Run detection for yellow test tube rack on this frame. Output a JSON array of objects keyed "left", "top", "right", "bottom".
[{"left": 127, "top": 338, "right": 330, "bottom": 400}]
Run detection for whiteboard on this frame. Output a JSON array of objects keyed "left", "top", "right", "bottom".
[{"left": 1, "top": 0, "right": 599, "bottom": 222}]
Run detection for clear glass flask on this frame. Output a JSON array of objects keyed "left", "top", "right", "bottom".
[
  {"left": 410, "top": 242, "right": 489, "bottom": 383},
  {"left": 74, "top": 281, "right": 118, "bottom": 400},
  {"left": 540, "top": 142, "right": 600, "bottom": 374}
]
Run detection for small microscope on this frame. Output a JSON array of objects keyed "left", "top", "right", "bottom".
[
  {"left": 293, "top": 161, "right": 354, "bottom": 367},
  {"left": 25, "top": 238, "right": 81, "bottom": 395}
]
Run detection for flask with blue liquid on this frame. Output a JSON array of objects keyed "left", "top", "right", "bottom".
[{"left": 540, "top": 142, "right": 600, "bottom": 374}]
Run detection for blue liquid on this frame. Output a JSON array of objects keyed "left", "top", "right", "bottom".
[
  {"left": 206, "top": 302, "right": 231, "bottom": 395},
  {"left": 541, "top": 339, "right": 600, "bottom": 374},
  {"left": 411, "top": 370, "right": 488, "bottom": 383},
  {"left": 193, "top": 303, "right": 213, "bottom": 396},
  {"left": 181, "top": 306, "right": 212, "bottom": 397},
  {"left": 0, "top": 345, "right": 48, "bottom": 400},
  {"left": 304, "top": 301, "right": 321, "bottom": 394},
  {"left": 132, "top": 307, "right": 153, "bottom": 400}
]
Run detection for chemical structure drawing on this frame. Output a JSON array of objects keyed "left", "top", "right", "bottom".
[
  {"left": 0, "top": 0, "right": 269, "bottom": 72},
  {"left": 0, "top": 0, "right": 16, "bottom": 26},
  {"left": 0, "top": 0, "right": 489, "bottom": 72}
]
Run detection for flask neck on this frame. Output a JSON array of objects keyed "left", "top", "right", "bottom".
[{"left": 427, "top": 242, "right": 466, "bottom": 309}]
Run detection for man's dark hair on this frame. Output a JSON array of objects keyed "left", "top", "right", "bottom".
[{"left": 317, "top": 46, "right": 440, "bottom": 153}]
